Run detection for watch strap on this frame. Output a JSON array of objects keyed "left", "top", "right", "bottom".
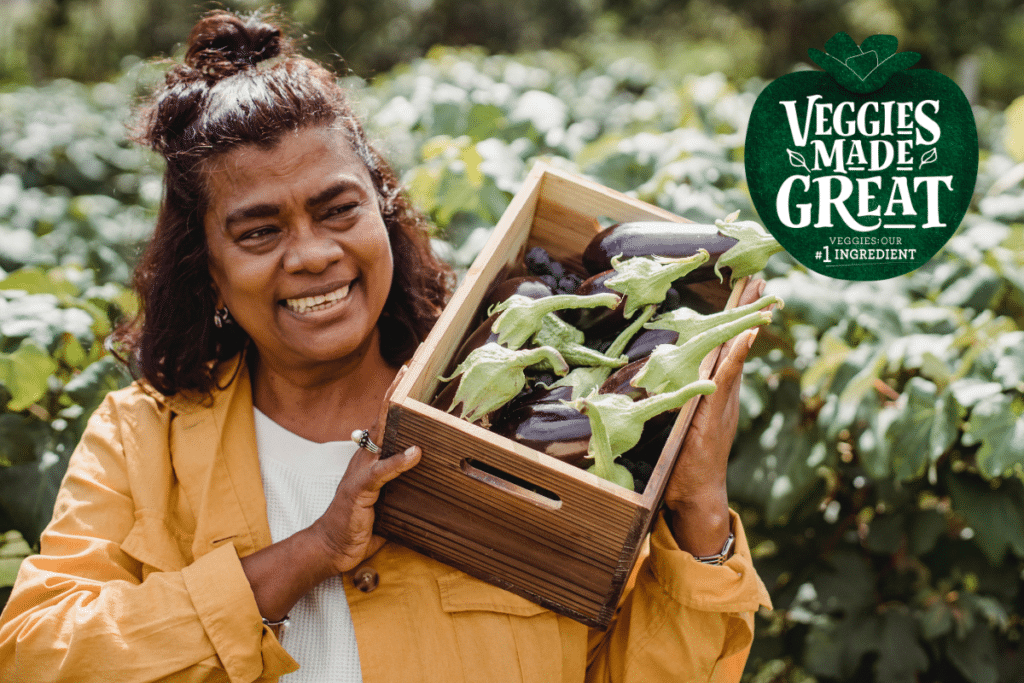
[{"left": 693, "top": 532, "right": 735, "bottom": 565}]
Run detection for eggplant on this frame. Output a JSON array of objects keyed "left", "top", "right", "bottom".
[
  {"left": 582, "top": 221, "right": 737, "bottom": 280},
  {"left": 599, "top": 358, "right": 650, "bottom": 401},
  {"left": 598, "top": 359, "right": 678, "bottom": 436},
  {"left": 495, "top": 365, "right": 673, "bottom": 468},
  {"left": 560, "top": 270, "right": 626, "bottom": 336},
  {"left": 622, "top": 328, "right": 679, "bottom": 363},
  {"left": 484, "top": 276, "right": 554, "bottom": 309},
  {"left": 493, "top": 395, "right": 592, "bottom": 466}
]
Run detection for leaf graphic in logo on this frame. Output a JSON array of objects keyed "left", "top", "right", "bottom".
[
  {"left": 920, "top": 147, "right": 938, "bottom": 168},
  {"left": 787, "top": 149, "right": 810, "bottom": 172}
]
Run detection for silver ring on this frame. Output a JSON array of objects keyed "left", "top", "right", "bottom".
[{"left": 351, "top": 429, "right": 380, "bottom": 453}]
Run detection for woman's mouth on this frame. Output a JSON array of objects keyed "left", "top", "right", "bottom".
[{"left": 282, "top": 283, "right": 351, "bottom": 314}]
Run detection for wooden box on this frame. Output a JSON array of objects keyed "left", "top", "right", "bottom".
[{"left": 378, "top": 161, "right": 741, "bottom": 628}]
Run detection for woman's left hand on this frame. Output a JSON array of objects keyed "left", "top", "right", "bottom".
[{"left": 662, "top": 277, "right": 767, "bottom": 557}]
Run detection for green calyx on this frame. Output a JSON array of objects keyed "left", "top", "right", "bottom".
[
  {"left": 634, "top": 307, "right": 774, "bottom": 394},
  {"left": 550, "top": 304, "right": 658, "bottom": 400},
  {"left": 532, "top": 314, "right": 626, "bottom": 369},
  {"left": 439, "top": 342, "right": 569, "bottom": 423},
  {"left": 606, "top": 251, "right": 709, "bottom": 318},
  {"left": 714, "top": 212, "right": 785, "bottom": 286},
  {"left": 808, "top": 32, "right": 921, "bottom": 94},
  {"left": 489, "top": 292, "right": 621, "bottom": 350},
  {"left": 647, "top": 294, "right": 783, "bottom": 340},
  {"left": 573, "top": 379, "right": 717, "bottom": 489}
]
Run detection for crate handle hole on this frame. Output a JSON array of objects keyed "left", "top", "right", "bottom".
[{"left": 459, "top": 458, "right": 562, "bottom": 510}]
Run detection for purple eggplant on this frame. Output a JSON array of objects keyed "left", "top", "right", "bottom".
[
  {"left": 560, "top": 270, "right": 626, "bottom": 335},
  {"left": 484, "top": 276, "right": 554, "bottom": 309},
  {"left": 582, "top": 221, "right": 737, "bottom": 280},
  {"left": 623, "top": 328, "right": 679, "bottom": 363}
]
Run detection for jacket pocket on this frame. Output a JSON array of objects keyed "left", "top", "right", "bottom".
[
  {"left": 437, "top": 571, "right": 564, "bottom": 683},
  {"left": 121, "top": 510, "right": 191, "bottom": 575}
]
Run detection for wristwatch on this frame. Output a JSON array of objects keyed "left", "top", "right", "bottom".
[{"left": 693, "top": 533, "right": 735, "bottom": 565}]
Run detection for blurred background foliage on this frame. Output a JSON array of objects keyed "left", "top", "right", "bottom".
[
  {"left": 1, "top": 0, "right": 1024, "bottom": 106},
  {"left": 2, "top": 1, "right": 1024, "bottom": 682}
]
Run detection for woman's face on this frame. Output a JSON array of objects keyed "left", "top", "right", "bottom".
[{"left": 203, "top": 125, "right": 393, "bottom": 374}]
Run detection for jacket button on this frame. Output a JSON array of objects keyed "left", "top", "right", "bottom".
[{"left": 353, "top": 565, "right": 379, "bottom": 593}]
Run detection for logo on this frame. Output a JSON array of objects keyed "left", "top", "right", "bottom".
[{"left": 745, "top": 33, "right": 979, "bottom": 280}]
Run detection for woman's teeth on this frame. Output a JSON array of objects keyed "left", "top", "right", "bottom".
[{"left": 284, "top": 284, "right": 350, "bottom": 313}]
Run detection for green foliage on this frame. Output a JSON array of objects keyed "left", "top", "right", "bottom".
[{"left": 2, "top": 44, "right": 1024, "bottom": 682}]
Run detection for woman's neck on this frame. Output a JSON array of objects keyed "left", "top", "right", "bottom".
[{"left": 249, "top": 333, "right": 398, "bottom": 444}]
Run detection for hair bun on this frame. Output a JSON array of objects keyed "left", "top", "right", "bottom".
[{"left": 184, "top": 10, "right": 290, "bottom": 79}]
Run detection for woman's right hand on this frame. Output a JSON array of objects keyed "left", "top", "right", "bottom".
[
  {"left": 243, "top": 367, "right": 421, "bottom": 622},
  {"left": 310, "top": 365, "right": 421, "bottom": 575}
]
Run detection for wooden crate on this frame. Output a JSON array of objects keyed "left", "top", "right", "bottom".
[{"left": 378, "top": 161, "right": 742, "bottom": 628}]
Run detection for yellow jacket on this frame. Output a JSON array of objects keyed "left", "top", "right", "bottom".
[{"left": 0, "top": 359, "right": 771, "bottom": 683}]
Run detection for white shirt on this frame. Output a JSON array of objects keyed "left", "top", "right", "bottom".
[{"left": 254, "top": 407, "right": 363, "bottom": 683}]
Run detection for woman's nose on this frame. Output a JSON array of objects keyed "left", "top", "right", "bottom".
[{"left": 282, "top": 226, "right": 344, "bottom": 273}]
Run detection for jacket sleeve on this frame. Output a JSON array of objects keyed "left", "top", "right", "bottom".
[
  {"left": 0, "top": 393, "right": 299, "bottom": 683},
  {"left": 585, "top": 509, "right": 772, "bottom": 683}
]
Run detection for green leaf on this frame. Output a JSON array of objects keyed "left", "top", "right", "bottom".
[
  {"left": 729, "top": 392, "right": 831, "bottom": 524},
  {"left": 948, "top": 378, "right": 1004, "bottom": 409},
  {"left": 962, "top": 393, "right": 1024, "bottom": 479},
  {"left": 0, "top": 268, "right": 79, "bottom": 297},
  {"left": 1005, "top": 94, "right": 1024, "bottom": 163},
  {"left": 858, "top": 405, "right": 898, "bottom": 479},
  {"left": 885, "top": 378, "right": 961, "bottom": 480},
  {"left": 920, "top": 600, "right": 954, "bottom": 640},
  {"left": 63, "top": 356, "right": 125, "bottom": 417},
  {"left": 908, "top": 510, "right": 947, "bottom": 556},
  {"left": 993, "top": 341, "right": 1024, "bottom": 390},
  {"left": 876, "top": 609, "right": 928, "bottom": 683},
  {"left": 0, "top": 530, "right": 32, "bottom": 589},
  {"left": 946, "top": 472, "right": 1024, "bottom": 562},
  {"left": 0, "top": 341, "right": 58, "bottom": 411},
  {"left": 0, "top": 414, "right": 50, "bottom": 466},
  {"left": 799, "top": 332, "right": 851, "bottom": 396},
  {"left": 946, "top": 624, "right": 999, "bottom": 683},
  {"left": 865, "top": 513, "right": 903, "bottom": 554},
  {"left": 0, "top": 449, "right": 68, "bottom": 547},
  {"left": 814, "top": 548, "right": 876, "bottom": 615}
]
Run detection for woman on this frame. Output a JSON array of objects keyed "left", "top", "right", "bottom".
[{"left": 0, "top": 10, "right": 770, "bottom": 682}]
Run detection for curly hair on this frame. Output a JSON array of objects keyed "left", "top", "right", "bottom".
[{"left": 112, "top": 9, "right": 454, "bottom": 396}]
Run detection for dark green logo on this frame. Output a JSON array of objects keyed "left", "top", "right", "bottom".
[{"left": 745, "top": 33, "right": 979, "bottom": 280}]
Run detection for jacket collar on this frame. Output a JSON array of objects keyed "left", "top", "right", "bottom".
[{"left": 168, "top": 355, "right": 274, "bottom": 559}]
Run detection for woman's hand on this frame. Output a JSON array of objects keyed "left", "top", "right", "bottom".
[
  {"left": 243, "top": 367, "right": 421, "bottom": 623},
  {"left": 662, "top": 278, "right": 767, "bottom": 557},
  {"left": 311, "top": 366, "right": 422, "bottom": 575}
]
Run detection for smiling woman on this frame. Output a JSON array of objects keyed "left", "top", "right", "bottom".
[{"left": 0, "top": 8, "right": 771, "bottom": 683}]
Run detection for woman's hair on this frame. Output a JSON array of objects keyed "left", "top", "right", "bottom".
[{"left": 113, "top": 9, "right": 454, "bottom": 396}]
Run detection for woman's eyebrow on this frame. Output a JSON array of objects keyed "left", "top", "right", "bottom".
[
  {"left": 223, "top": 180, "right": 362, "bottom": 227},
  {"left": 225, "top": 203, "right": 279, "bottom": 227},
  {"left": 306, "top": 180, "right": 359, "bottom": 208}
]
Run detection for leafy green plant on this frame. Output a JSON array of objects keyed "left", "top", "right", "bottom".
[{"left": 0, "top": 266, "right": 133, "bottom": 547}]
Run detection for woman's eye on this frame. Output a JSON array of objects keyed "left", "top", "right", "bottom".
[
  {"left": 325, "top": 202, "right": 359, "bottom": 219},
  {"left": 239, "top": 227, "right": 277, "bottom": 242}
]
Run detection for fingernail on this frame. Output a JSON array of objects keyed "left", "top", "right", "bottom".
[
  {"left": 747, "top": 328, "right": 758, "bottom": 349},
  {"left": 404, "top": 445, "right": 419, "bottom": 458}
]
